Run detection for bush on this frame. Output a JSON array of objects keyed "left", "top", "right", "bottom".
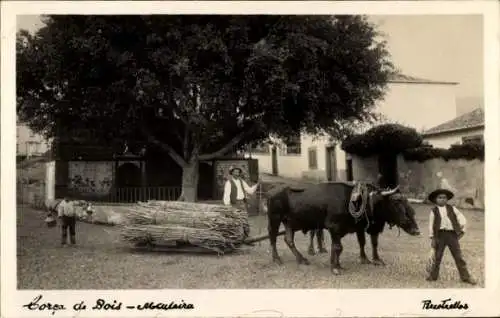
[
  {"left": 402, "top": 147, "right": 448, "bottom": 162},
  {"left": 341, "top": 124, "right": 423, "bottom": 157},
  {"left": 402, "top": 143, "right": 484, "bottom": 162}
]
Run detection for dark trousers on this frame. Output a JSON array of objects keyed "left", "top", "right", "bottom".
[
  {"left": 429, "top": 230, "right": 471, "bottom": 280},
  {"left": 61, "top": 216, "right": 76, "bottom": 245}
]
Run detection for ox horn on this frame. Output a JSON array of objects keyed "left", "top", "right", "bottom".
[{"left": 381, "top": 185, "right": 399, "bottom": 196}]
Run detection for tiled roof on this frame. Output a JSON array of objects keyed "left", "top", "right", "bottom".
[
  {"left": 423, "top": 108, "right": 484, "bottom": 135},
  {"left": 389, "top": 73, "right": 458, "bottom": 85}
]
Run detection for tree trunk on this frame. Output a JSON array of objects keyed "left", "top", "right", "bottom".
[{"left": 178, "top": 160, "right": 199, "bottom": 202}]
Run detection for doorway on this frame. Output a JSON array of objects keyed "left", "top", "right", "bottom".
[
  {"left": 116, "top": 162, "right": 141, "bottom": 187},
  {"left": 325, "top": 145, "right": 337, "bottom": 181},
  {"left": 378, "top": 153, "right": 398, "bottom": 188},
  {"left": 346, "top": 158, "right": 353, "bottom": 182}
]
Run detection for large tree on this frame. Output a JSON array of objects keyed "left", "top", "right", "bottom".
[{"left": 17, "top": 15, "right": 394, "bottom": 201}]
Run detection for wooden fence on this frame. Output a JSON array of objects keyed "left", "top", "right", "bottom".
[
  {"left": 56, "top": 186, "right": 182, "bottom": 203},
  {"left": 107, "top": 186, "right": 182, "bottom": 203}
]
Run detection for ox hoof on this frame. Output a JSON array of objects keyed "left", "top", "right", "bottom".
[
  {"left": 332, "top": 268, "right": 341, "bottom": 276},
  {"left": 360, "top": 258, "right": 372, "bottom": 264},
  {"left": 319, "top": 248, "right": 328, "bottom": 254},
  {"left": 273, "top": 258, "right": 284, "bottom": 265},
  {"left": 298, "top": 258, "right": 310, "bottom": 265},
  {"left": 373, "top": 259, "right": 386, "bottom": 266},
  {"left": 308, "top": 248, "right": 316, "bottom": 256}
]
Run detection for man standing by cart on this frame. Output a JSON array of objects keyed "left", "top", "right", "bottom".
[
  {"left": 222, "top": 166, "right": 260, "bottom": 238},
  {"left": 222, "top": 166, "right": 260, "bottom": 209}
]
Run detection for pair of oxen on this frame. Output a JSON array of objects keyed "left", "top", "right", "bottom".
[{"left": 263, "top": 181, "right": 421, "bottom": 275}]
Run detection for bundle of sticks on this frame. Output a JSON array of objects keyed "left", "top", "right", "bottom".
[{"left": 120, "top": 201, "right": 250, "bottom": 254}]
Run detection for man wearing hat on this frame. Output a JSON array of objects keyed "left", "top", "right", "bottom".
[
  {"left": 426, "top": 187, "right": 476, "bottom": 285},
  {"left": 222, "top": 166, "right": 260, "bottom": 211}
]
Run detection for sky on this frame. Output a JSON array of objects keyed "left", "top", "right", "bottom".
[
  {"left": 370, "top": 14, "right": 483, "bottom": 114},
  {"left": 17, "top": 14, "right": 484, "bottom": 114}
]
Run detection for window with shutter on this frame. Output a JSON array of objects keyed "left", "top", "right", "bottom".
[
  {"left": 308, "top": 147, "right": 318, "bottom": 170},
  {"left": 462, "top": 135, "right": 483, "bottom": 145},
  {"left": 284, "top": 133, "right": 301, "bottom": 155}
]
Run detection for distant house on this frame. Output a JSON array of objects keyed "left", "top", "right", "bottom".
[
  {"left": 16, "top": 121, "right": 51, "bottom": 158},
  {"left": 248, "top": 74, "right": 459, "bottom": 182},
  {"left": 422, "top": 108, "right": 484, "bottom": 148}
]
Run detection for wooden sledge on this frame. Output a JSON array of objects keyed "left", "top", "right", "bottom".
[{"left": 128, "top": 230, "right": 286, "bottom": 254}]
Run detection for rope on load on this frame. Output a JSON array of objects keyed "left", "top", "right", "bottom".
[{"left": 348, "top": 182, "right": 369, "bottom": 222}]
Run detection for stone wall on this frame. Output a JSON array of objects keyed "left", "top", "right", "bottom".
[
  {"left": 397, "top": 156, "right": 484, "bottom": 209},
  {"left": 17, "top": 181, "right": 46, "bottom": 209},
  {"left": 351, "top": 154, "right": 484, "bottom": 209},
  {"left": 68, "top": 161, "right": 114, "bottom": 197},
  {"left": 17, "top": 160, "right": 47, "bottom": 209}
]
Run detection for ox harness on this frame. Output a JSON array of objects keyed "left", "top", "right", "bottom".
[{"left": 348, "top": 182, "right": 374, "bottom": 229}]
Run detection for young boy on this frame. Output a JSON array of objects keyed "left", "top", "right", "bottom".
[
  {"left": 57, "top": 197, "right": 77, "bottom": 246},
  {"left": 85, "top": 202, "right": 95, "bottom": 223},
  {"left": 426, "top": 188, "right": 476, "bottom": 285}
]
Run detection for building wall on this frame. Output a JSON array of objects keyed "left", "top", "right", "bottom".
[
  {"left": 423, "top": 127, "right": 484, "bottom": 148},
  {"left": 250, "top": 81, "right": 458, "bottom": 182},
  {"left": 16, "top": 123, "right": 51, "bottom": 157},
  {"left": 351, "top": 155, "right": 379, "bottom": 183},
  {"left": 68, "top": 161, "right": 114, "bottom": 197},
  {"left": 250, "top": 134, "right": 347, "bottom": 181}
]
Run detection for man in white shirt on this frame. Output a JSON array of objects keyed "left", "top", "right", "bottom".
[
  {"left": 57, "top": 197, "right": 77, "bottom": 246},
  {"left": 222, "top": 167, "right": 260, "bottom": 239},
  {"left": 426, "top": 188, "right": 476, "bottom": 285},
  {"left": 222, "top": 166, "right": 260, "bottom": 208}
]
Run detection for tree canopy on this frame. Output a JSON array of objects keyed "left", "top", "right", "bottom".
[{"left": 17, "top": 15, "right": 394, "bottom": 200}]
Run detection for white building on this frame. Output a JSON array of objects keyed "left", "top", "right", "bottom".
[
  {"left": 17, "top": 121, "right": 51, "bottom": 158},
  {"left": 249, "top": 74, "right": 459, "bottom": 182},
  {"left": 422, "top": 108, "right": 484, "bottom": 148}
]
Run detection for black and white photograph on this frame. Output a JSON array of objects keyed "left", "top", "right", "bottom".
[{"left": 2, "top": 1, "right": 499, "bottom": 317}]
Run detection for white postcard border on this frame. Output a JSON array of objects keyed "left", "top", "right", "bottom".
[{"left": 2, "top": 1, "right": 499, "bottom": 317}]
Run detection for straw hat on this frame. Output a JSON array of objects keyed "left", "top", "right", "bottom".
[
  {"left": 428, "top": 174, "right": 455, "bottom": 203},
  {"left": 428, "top": 188, "right": 454, "bottom": 204},
  {"left": 228, "top": 166, "right": 242, "bottom": 175}
]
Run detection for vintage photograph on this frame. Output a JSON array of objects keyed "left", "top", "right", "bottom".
[{"left": 15, "top": 13, "right": 485, "bottom": 290}]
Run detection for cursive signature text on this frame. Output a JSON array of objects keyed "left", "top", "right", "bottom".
[
  {"left": 22, "top": 295, "right": 195, "bottom": 315},
  {"left": 22, "top": 295, "right": 66, "bottom": 316},
  {"left": 136, "top": 300, "right": 194, "bottom": 311},
  {"left": 422, "top": 298, "right": 469, "bottom": 310}
]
